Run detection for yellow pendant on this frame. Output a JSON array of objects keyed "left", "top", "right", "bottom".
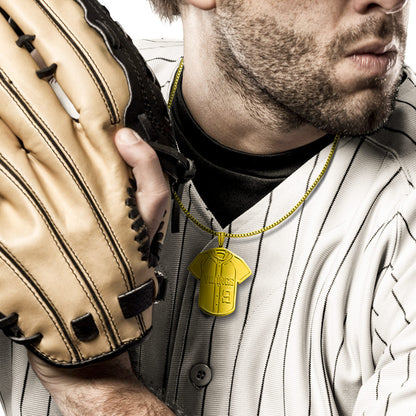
[{"left": 188, "top": 233, "right": 252, "bottom": 316}]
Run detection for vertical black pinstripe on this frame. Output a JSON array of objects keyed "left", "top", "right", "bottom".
[
  {"left": 200, "top": 221, "right": 229, "bottom": 416},
  {"left": 388, "top": 345, "right": 395, "bottom": 361},
  {"left": 19, "top": 363, "right": 30, "bottom": 416},
  {"left": 364, "top": 214, "right": 398, "bottom": 251},
  {"left": 375, "top": 328, "right": 389, "bottom": 347},
  {"left": 136, "top": 338, "right": 142, "bottom": 379},
  {"left": 318, "top": 169, "right": 402, "bottom": 416},
  {"left": 384, "top": 126, "right": 416, "bottom": 145},
  {"left": 227, "top": 193, "right": 274, "bottom": 415},
  {"left": 258, "top": 141, "right": 360, "bottom": 416},
  {"left": 401, "top": 352, "right": 411, "bottom": 387},
  {"left": 0, "top": 391, "right": 5, "bottom": 415},
  {"left": 173, "top": 277, "right": 198, "bottom": 402},
  {"left": 406, "top": 72, "right": 416, "bottom": 87},
  {"left": 391, "top": 290, "right": 410, "bottom": 324},
  {"left": 293, "top": 141, "right": 364, "bottom": 416},
  {"left": 384, "top": 392, "right": 392, "bottom": 415},
  {"left": 398, "top": 214, "right": 416, "bottom": 243},
  {"left": 376, "top": 370, "right": 381, "bottom": 400},
  {"left": 390, "top": 239, "right": 400, "bottom": 276},
  {"left": 46, "top": 395, "right": 52, "bottom": 416},
  {"left": 256, "top": 155, "right": 316, "bottom": 416},
  {"left": 331, "top": 314, "right": 347, "bottom": 390},
  {"left": 396, "top": 99, "right": 416, "bottom": 111},
  {"left": 163, "top": 184, "right": 193, "bottom": 390}
]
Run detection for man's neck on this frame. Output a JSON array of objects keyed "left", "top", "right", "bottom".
[{"left": 181, "top": 23, "right": 326, "bottom": 154}]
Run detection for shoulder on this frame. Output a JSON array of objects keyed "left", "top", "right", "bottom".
[
  {"left": 364, "top": 66, "right": 416, "bottom": 185},
  {"left": 398, "top": 65, "right": 416, "bottom": 100},
  {"left": 134, "top": 39, "right": 183, "bottom": 101}
]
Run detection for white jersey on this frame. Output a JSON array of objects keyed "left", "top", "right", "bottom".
[{"left": 1, "top": 40, "right": 416, "bottom": 416}]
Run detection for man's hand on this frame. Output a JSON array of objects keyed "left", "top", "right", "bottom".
[
  {"left": 116, "top": 127, "right": 171, "bottom": 242},
  {"left": 28, "top": 127, "right": 173, "bottom": 415}
]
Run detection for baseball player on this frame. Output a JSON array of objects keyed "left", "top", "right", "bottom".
[{"left": 0, "top": 0, "right": 415, "bottom": 415}]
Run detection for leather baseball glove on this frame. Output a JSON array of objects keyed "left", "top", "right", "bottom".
[{"left": 0, "top": 0, "right": 191, "bottom": 367}]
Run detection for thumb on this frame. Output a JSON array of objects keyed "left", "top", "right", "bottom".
[{"left": 115, "top": 128, "right": 170, "bottom": 242}]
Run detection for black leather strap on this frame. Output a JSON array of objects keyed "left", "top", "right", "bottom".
[
  {"left": 0, "top": 311, "right": 43, "bottom": 346},
  {"left": 74, "top": 0, "right": 195, "bottom": 188},
  {"left": 9, "top": 332, "right": 43, "bottom": 346},
  {"left": 71, "top": 312, "right": 99, "bottom": 342},
  {"left": 0, "top": 312, "right": 18, "bottom": 329},
  {"left": 36, "top": 63, "right": 58, "bottom": 79},
  {"left": 16, "top": 34, "right": 35, "bottom": 51},
  {"left": 155, "top": 271, "right": 167, "bottom": 302},
  {"left": 118, "top": 279, "right": 155, "bottom": 319}
]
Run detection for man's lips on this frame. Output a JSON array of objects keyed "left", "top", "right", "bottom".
[
  {"left": 347, "top": 41, "right": 397, "bottom": 56},
  {"left": 345, "top": 41, "right": 398, "bottom": 76}
]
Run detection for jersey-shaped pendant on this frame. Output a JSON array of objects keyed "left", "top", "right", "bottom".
[{"left": 188, "top": 233, "right": 252, "bottom": 316}]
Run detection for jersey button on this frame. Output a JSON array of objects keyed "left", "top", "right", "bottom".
[{"left": 190, "top": 363, "right": 212, "bottom": 388}]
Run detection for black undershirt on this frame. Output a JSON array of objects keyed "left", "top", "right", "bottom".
[{"left": 170, "top": 75, "right": 334, "bottom": 227}]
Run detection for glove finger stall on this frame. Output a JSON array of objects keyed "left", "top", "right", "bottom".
[
  {"left": 0, "top": 119, "right": 157, "bottom": 365},
  {"left": 0, "top": 0, "right": 129, "bottom": 128}
]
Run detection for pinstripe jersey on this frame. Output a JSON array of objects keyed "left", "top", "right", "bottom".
[{"left": 1, "top": 39, "right": 416, "bottom": 416}]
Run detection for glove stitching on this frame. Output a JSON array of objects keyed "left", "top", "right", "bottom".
[
  {"left": 36, "top": 0, "right": 121, "bottom": 124},
  {"left": 5, "top": 65, "right": 133, "bottom": 296},
  {"left": 31, "top": 330, "right": 150, "bottom": 365},
  {"left": 126, "top": 179, "right": 154, "bottom": 267},
  {"left": 2, "top": 162, "right": 112, "bottom": 354},
  {"left": 86, "top": 0, "right": 186, "bottom": 187},
  {"left": 86, "top": 0, "right": 183, "bottom": 181},
  {"left": 82, "top": 0, "right": 125, "bottom": 125},
  {"left": 123, "top": 49, "right": 164, "bottom": 137},
  {"left": 1, "top": 73, "right": 123, "bottom": 345},
  {"left": 0, "top": 238, "right": 79, "bottom": 362},
  {"left": 0, "top": 156, "right": 115, "bottom": 358}
]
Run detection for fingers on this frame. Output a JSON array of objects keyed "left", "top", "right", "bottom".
[
  {"left": 1, "top": 0, "right": 129, "bottom": 126},
  {"left": 115, "top": 128, "right": 170, "bottom": 241}
]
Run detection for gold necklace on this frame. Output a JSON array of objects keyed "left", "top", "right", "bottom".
[{"left": 168, "top": 59, "right": 340, "bottom": 316}]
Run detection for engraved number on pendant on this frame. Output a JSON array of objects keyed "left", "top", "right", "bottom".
[{"left": 188, "top": 247, "right": 252, "bottom": 317}]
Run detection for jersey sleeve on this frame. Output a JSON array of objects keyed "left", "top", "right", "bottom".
[{"left": 353, "top": 194, "right": 416, "bottom": 415}]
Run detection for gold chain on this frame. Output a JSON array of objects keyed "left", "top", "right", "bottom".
[
  {"left": 169, "top": 58, "right": 340, "bottom": 240},
  {"left": 168, "top": 58, "right": 184, "bottom": 109}
]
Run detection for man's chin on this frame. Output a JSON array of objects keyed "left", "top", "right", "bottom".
[
  {"left": 316, "top": 83, "right": 399, "bottom": 136},
  {"left": 311, "top": 100, "right": 395, "bottom": 137},
  {"left": 344, "top": 112, "right": 393, "bottom": 137}
]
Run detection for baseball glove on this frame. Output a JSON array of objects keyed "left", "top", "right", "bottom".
[{"left": 0, "top": 0, "right": 192, "bottom": 366}]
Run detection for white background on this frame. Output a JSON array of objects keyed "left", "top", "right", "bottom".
[
  {"left": 0, "top": 3, "right": 413, "bottom": 416},
  {"left": 100, "top": 0, "right": 415, "bottom": 67}
]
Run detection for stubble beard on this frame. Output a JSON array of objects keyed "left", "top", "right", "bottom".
[{"left": 214, "top": 9, "right": 407, "bottom": 137}]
